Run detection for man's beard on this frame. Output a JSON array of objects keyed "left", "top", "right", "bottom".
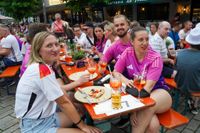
[{"left": 117, "top": 29, "right": 128, "bottom": 38}]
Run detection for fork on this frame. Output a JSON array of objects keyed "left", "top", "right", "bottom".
[{"left": 77, "top": 88, "right": 92, "bottom": 104}]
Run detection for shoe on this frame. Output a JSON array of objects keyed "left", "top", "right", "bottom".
[
  {"left": 191, "top": 107, "right": 198, "bottom": 115},
  {"left": 114, "top": 117, "right": 130, "bottom": 128},
  {"left": 188, "top": 98, "right": 198, "bottom": 115}
]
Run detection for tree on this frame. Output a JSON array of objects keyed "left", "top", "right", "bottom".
[
  {"left": 62, "top": 0, "right": 112, "bottom": 12},
  {"left": 0, "top": 0, "right": 42, "bottom": 20}
]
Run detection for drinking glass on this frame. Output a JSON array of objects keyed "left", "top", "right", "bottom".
[
  {"left": 110, "top": 76, "right": 122, "bottom": 109},
  {"left": 133, "top": 74, "right": 146, "bottom": 101},
  {"left": 99, "top": 61, "right": 107, "bottom": 75},
  {"left": 87, "top": 62, "right": 96, "bottom": 79}
]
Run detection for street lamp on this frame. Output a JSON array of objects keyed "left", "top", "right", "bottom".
[{"left": 42, "top": 0, "right": 47, "bottom": 23}]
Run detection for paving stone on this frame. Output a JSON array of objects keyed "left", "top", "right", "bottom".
[
  {"left": 194, "top": 113, "right": 200, "bottom": 121},
  {"left": 196, "top": 127, "right": 200, "bottom": 133},
  {"left": 186, "top": 119, "right": 200, "bottom": 131},
  {"left": 0, "top": 110, "right": 13, "bottom": 119},
  {"left": 0, "top": 106, "right": 13, "bottom": 114},
  {"left": 174, "top": 124, "right": 187, "bottom": 132},
  {"left": 0, "top": 116, "right": 18, "bottom": 130},
  {"left": 0, "top": 100, "right": 15, "bottom": 108},
  {"left": 166, "top": 129, "right": 180, "bottom": 133},
  {"left": 2, "top": 124, "right": 19, "bottom": 133},
  {"left": 12, "top": 129, "right": 20, "bottom": 133},
  {"left": 182, "top": 128, "right": 195, "bottom": 133}
]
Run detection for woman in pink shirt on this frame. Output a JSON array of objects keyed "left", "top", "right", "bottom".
[{"left": 114, "top": 26, "right": 172, "bottom": 133}]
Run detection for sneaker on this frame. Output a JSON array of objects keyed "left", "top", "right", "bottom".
[
  {"left": 114, "top": 117, "right": 130, "bottom": 128},
  {"left": 188, "top": 98, "right": 199, "bottom": 115},
  {"left": 191, "top": 107, "right": 199, "bottom": 115}
]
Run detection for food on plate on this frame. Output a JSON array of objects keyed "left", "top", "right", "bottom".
[{"left": 88, "top": 88, "right": 105, "bottom": 98}]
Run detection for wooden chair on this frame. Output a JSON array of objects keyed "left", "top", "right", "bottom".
[
  {"left": 157, "top": 108, "right": 189, "bottom": 133},
  {"left": 0, "top": 65, "right": 20, "bottom": 95}
]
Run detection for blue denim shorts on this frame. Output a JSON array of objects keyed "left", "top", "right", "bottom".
[{"left": 20, "top": 113, "right": 60, "bottom": 133}]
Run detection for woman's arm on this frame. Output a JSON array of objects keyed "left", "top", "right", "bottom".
[
  {"left": 143, "top": 80, "right": 157, "bottom": 93},
  {"left": 56, "top": 94, "right": 102, "bottom": 133},
  {"left": 58, "top": 74, "right": 90, "bottom": 91},
  {"left": 113, "top": 71, "right": 133, "bottom": 88}
]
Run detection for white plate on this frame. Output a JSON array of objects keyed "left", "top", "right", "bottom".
[
  {"left": 68, "top": 71, "right": 98, "bottom": 81},
  {"left": 75, "top": 86, "right": 111, "bottom": 103}
]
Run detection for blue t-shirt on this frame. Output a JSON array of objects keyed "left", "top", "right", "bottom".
[{"left": 169, "top": 30, "right": 180, "bottom": 49}]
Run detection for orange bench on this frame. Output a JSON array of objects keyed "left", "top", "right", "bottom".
[
  {"left": 158, "top": 108, "right": 189, "bottom": 133},
  {"left": 0, "top": 65, "right": 20, "bottom": 95}
]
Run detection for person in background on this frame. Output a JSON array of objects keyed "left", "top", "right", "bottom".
[
  {"left": 78, "top": 21, "right": 94, "bottom": 52},
  {"left": 149, "top": 21, "right": 177, "bottom": 78},
  {"left": 149, "top": 22, "right": 158, "bottom": 41},
  {"left": 20, "top": 23, "right": 49, "bottom": 77},
  {"left": 114, "top": 26, "right": 172, "bottom": 133},
  {"left": 103, "top": 22, "right": 119, "bottom": 54},
  {"left": 72, "top": 24, "right": 86, "bottom": 44},
  {"left": 178, "top": 20, "right": 193, "bottom": 48},
  {"left": 175, "top": 27, "right": 200, "bottom": 115},
  {"left": 0, "top": 24, "right": 23, "bottom": 67},
  {"left": 101, "top": 14, "right": 132, "bottom": 64},
  {"left": 51, "top": 13, "right": 69, "bottom": 38},
  {"left": 91, "top": 23, "right": 107, "bottom": 57},
  {"left": 169, "top": 21, "right": 182, "bottom": 50},
  {"left": 15, "top": 31, "right": 102, "bottom": 133}
]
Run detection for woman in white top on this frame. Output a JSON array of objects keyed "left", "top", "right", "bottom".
[{"left": 15, "top": 31, "right": 102, "bottom": 133}]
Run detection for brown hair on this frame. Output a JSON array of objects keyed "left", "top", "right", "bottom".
[{"left": 130, "top": 26, "right": 146, "bottom": 41}]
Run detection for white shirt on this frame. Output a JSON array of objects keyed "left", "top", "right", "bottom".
[
  {"left": 178, "top": 29, "right": 190, "bottom": 40},
  {"left": 78, "top": 35, "right": 94, "bottom": 49},
  {"left": 149, "top": 32, "right": 168, "bottom": 58},
  {"left": 1, "top": 34, "right": 23, "bottom": 62},
  {"left": 15, "top": 63, "right": 64, "bottom": 119},
  {"left": 74, "top": 32, "right": 86, "bottom": 43}
]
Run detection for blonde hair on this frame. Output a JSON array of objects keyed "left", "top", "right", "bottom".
[
  {"left": 104, "top": 22, "right": 116, "bottom": 36},
  {"left": 29, "top": 31, "right": 55, "bottom": 65}
]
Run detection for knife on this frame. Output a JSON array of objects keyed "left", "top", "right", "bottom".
[{"left": 77, "top": 88, "right": 92, "bottom": 104}]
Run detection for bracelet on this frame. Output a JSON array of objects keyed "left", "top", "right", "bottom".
[{"left": 74, "top": 119, "right": 82, "bottom": 126}]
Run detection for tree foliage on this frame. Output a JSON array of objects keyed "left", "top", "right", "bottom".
[
  {"left": 0, "top": 0, "right": 42, "bottom": 20},
  {"left": 62, "top": 0, "right": 112, "bottom": 12}
]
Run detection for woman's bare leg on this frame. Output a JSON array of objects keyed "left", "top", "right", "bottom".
[
  {"left": 131, "top": 89, "right": 172, "bottom": 133},
  {"left": 145, "top": 115, "right": 160, "bottom": 133}
]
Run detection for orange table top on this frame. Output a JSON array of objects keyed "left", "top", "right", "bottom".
[
  {"left": 61, "top": 63, "right": 155, "bottom": 121},
  {"left": 84, "top": 96, "right": 155, "bottom": 121}
]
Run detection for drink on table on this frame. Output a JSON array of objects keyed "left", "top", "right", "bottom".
[
  {"left": 110, "top": 77, "right": 122, "bottom": 109},
  {"left": 99, "top": 61, "right": 107, "bottom": 75},
  {"left": 133, "top": 77, "right": 146, "bottom": 100},
  {"left": 87, "top": 65, "right": 96, "bottom": 78},
  {"left": 65, "top": 55, "right": 72, "bottom": 62}
]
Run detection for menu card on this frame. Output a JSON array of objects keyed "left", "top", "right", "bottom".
[{"left": 93, "top": 94, "right": 144, "bottom": 116}]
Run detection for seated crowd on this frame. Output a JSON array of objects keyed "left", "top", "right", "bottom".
[{"left": 0, "top": 13, "right": 200, "bottom": 133}]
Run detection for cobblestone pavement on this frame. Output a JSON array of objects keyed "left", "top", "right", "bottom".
[{"left": 0, "top": 84, "right": 200, "bottom": 133}]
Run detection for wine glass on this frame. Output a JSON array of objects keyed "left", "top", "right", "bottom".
[
  {"left": 99, "top": 61, "right": 107, "bottom": 75},
  {"left": 87, "top": 62, "right": 96, "bottom": 79},
  {"left": 133, "top": 74, "right": 146, "bottom": 101}
]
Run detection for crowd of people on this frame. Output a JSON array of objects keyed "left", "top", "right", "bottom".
[{"left": 0, "top": 12, "right": 200, "bottom": 133}]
